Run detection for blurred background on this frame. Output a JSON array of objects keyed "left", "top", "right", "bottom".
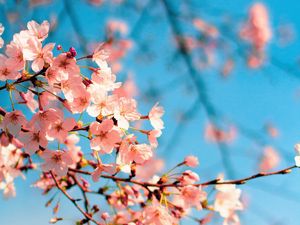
[{"left": 1, "top": 0, "right": 300, "bottom": 224}]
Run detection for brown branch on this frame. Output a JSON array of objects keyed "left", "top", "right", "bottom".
[
  {"left": 0, "top": 68, "right": 46, "bottom": 91},
  {"left": 69, "top": 165, "right": 298, "bottom": 188},
  {"left": 50, "top": 171, "right": 101, "bottom": 225}
]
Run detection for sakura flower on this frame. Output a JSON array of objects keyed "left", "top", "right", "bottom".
[
  {"left": 136, "top": 158, "right": 164, "bottom": 180},
  {"left": 1, "top": 110, "right": 27, "bottom": 136},
  {"left": 205, "top": 123, "right": 236, "bottom": 143},
  {"left": 101, "top": 212, "right": 110, "bottom": 221},
  {"left": 60, "top": 75, "right": 84, "bottom": 101},
  {"left": 27, "top": 20, "right": 50, "bottom": 41},
  {"left": 51, "top": 53, "right": 80, "bottom": 80},
  {"left": 148, "top": 129, "right": 161, "bottom": 147},
  {"left": 90, "top": 62, "right": 121, "bottom": 91},
  {"left": 294, "top": 143, "right": 300, "bottom": 167},
  {"left": 118, "top": 141, "right": 153, "bottom": 165},
  {"left": 107, "top": 20, "right": 128, "bottom": 35},
  {"left": 19, "top": 129, "right": 47, "bottom": 155},
  {"left": 47, "top": 117, "right": 77, "bottom": 143},
  {"left": 114, "top": 97, "right": 141, "bottom": 130},
  {"left": 184, "top": 155, "right": 199, "bottom": 167},
  {"left": 259, "top": 146, "right": 280, "bottom": 171},
  {"left": 178, "top": 170, "right": 199, "bottom": 185},
  {"left": 0, "top": 182, "right": 16, "bottom": 198},
  {"left": 0, "top": 143, "right": 24, "bottom": 197},
  {"left": 5, "top": 40, "right": 25, "bottom": 71},
  {"left": 180, "top": 185, "right": 207, "bottom": 210},
  {"left": 214, "top": 180, "right": 243, "bottom": 223},
  {"left": 18, "top": 91, "right": 38, "bottom": 113},
  {"left": 0, "top": 23, "right": 4, "bottom": 48},
  {"left": 113, "top": 74, "right": 138, "bottom": 98},
  {"left": 193, "top": 18, "right": 219, "bottom": 38},
  {"left": 28, "top": 108, "right": 61, "bottom": 130},
  {"left": 143, "top": 203, "right": 176, "bottom": 225},
  {"left": 41, "top": 149, "right": 74, "bottom": 177},
  {"left": 87, "top": 89, "right": 116, "bottom": 117},
  {"left": 91, "top": 163, "right": 117, "bottom": 182},
  {"left": 89, "top": 119, "right": 121, "bottom": 154},
  {"left": 22, "top": 37, "right": 55, "bottom": 72},
  {"left": 0, "top": 54, "right": 21, "bottom": 81},
  {"left": 67, "top": 88, "right": 91, "bottom": 114},
  {"left": 64, "top": 134, "right": 80, "bottom": 147},
  {"left": 149, "top": 103, "right": 164, "bottom": 131},
  {"left": 92, "top": 43, "right": 110, "bottom": 67}
]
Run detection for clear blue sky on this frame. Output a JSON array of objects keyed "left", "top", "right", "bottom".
[{"left": 1, "top": 0, "right": 300, "bottom": 224}]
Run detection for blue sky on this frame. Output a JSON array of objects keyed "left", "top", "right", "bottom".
[{"left": 1, "top": 0, "right": 300, "bottom": 224}]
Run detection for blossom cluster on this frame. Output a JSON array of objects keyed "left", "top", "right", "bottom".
[
  {"left": 0, "top": 20, "right": 244, "bottom": 225},
  {"left": 240, "top": 3, "right": 272, "bottom": 68}
]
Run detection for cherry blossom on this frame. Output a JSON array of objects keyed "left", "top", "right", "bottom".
[
  {"left": 23, "top": 37, "right": 55, "bottom": 72},
  {"left": 41, "top": 149, "right": 74, "bottom": 177},
  {"left": 46, "top": 117, "right": 77, "bottom": 143},
  {"left": 89, "top": 119, "right": 121, "bottom": 153},
  {"left": 184, "top": 155, "right": 199, "bottom": 167},
  {"left": 27, "top": 20, "right": 50, "bottom": 41},
  {"left": 1, "top": 110, "right": 26, "bottom": 136},
  {"left": 19, "top": 128, "right": 47, "bottom": 155},
  {"left": 259, "top": 146, "right": 280, "bottom": 171},
  {"left": 149, "top": 102, "right": 164, "bottom": 131}
]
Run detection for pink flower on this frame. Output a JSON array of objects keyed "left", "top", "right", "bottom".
[
  {"left": 67, "top": 88, "right": 91, "bottom": 114},
  {"left": 60, "top": 75, "right": 84, "bottom": 101},
  {"left": 18, "top": 91, "right": 38, "bottom": 113},
  {"left": 64, "top": 134, "right": 79, "bottom": 147},
  {"left": 107, "top": 20, "right": 128, "bottom": 35},
  {"left": 113, "top": 74, "right": 138, "bottom": 98},
  {"left": 259, "top": 146, "right": 280, "bottom": 171},
  {"left": 28, "top": 108, "right": 61, "bottom": 130},
  {"left": 180, "top": 185, "right": 207, "bottom": 210},
  {"left": 87, "top": 89, "right": 115, "bottom": 117},
  {"left": 5, "top": 40, "right": 25, "bottom": 71},
  {"left": 23, "top": 37, "right": 55, "bottom": 72},
  {"left": 0, "top": 182, "right": 16, "bottom": 198},
  {"left": 27, "top": 20, "right": 50, "bottom": 41},
  {"left": 19, "top": 128, "right": 47, "bottom": 155},
  {"left": 135, "top": 158, "right": 164, "bottom": 180},
  {"left": 193, "top": 18, "right": 219, "bottom": 38},
  {"left": 294, "top": 143, "right": 300, "bottom": 167},
  {"left": 214, "top": 181, "right": 243, "bottom": 222},
  {"left": 118, "top": 139, "right": 153, "bottom": 165},
  {"left": 205, "top": 123, "right": 236, "bottom": 143},
  {"left": 178, "top": 170, "right": 199, "bottom": 185},
  {"left": 0, "top": 54, "right": 21, "bottom": 81},
  {"left": 89, "top": 119, "right": 121, "bottom": 154},
  {"left": 90, "top": 62, "right": 121, "bottom": 91},
  {"left": 1, "top": 110, "right": 27, "bottom": 136},
  {"left": 149, "top": 103, "right": 164, "bottom": 131},
  {"left": 51, "top": 53, "right": 80, "bottom": 80},
  {"left": 148, "top": 129, "right": 161, "bottom": 147},
  {"left": 91, "top": 163, "right": 117, "bottom": 182},
  {"left": 143, "top": 203, "right": 176, "bottom": 225},
  {"left": 41, "top": 149, "right": 73, "bottom": 177},
  {"left": 184, "top": 155, "right": 199, "bottom": 167},
  {"left": 47, "top": 117, "right": 77, "bottom": 143},
  {"left": 92, "top": 43, "right": 110, "bottom": 67},
  {"left": 114, "top": 97, "right": 141, "bottom": 130}
]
